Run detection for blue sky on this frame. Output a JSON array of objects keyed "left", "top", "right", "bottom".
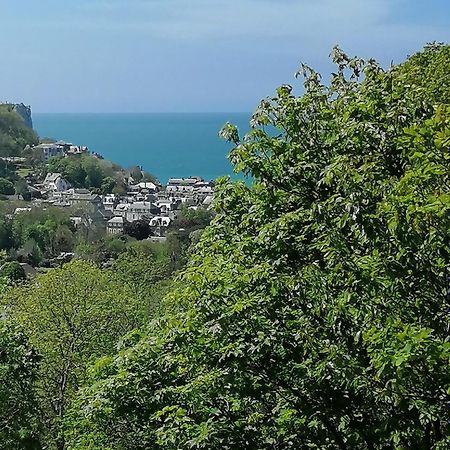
[{"left": 0, "top": 0, "right": 449, "bottom": 112}]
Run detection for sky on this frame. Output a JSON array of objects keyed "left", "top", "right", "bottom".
[{"left": 0, "top": 0, "right": 449, "bottom": 113}]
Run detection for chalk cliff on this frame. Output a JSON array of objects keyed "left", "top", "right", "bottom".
[{"left": 12, "top": 103, "right": 33, "bottom": 129}]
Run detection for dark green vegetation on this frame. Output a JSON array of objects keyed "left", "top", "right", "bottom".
[
  {"left": 0, "top": 104, "right": 38, "bottom": 157},
  {"left": 0, "top": 321, "right": 41, "bottom": 449},
  {"left": 0, "top": 261, "right": 26, "bottom": 281},
  {"left": 1, "top": 44, "right": 450, "bottom": 449}
]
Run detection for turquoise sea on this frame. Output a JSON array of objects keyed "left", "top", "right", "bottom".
[{"left": 33, "top": 113, "right": 251, "bottom": 184}]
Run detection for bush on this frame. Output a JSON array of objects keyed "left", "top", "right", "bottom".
[
  {"left": 0, "top": 261, "right": 26, "bottom": 281},
  {"left": 0, "top": 177, "right": 15, "bottom": 195}
]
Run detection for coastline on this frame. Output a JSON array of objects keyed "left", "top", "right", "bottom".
[{"left": 33, "top": 112, "right": 250, "bottom": 184}]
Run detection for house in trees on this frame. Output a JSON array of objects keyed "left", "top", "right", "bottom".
[
  {"left": 107, "top": 216, "right": 127, "bottom": 235},
  {"left": 34, "top": 143, "right": 65, "bottom": 160},
  {"left": 43, "top": 173, "right": 71, "bottom": 192},
  {"left": 113, "top": 203, "right": 129, "bottom": 218}
]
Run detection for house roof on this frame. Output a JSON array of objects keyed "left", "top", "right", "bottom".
[
  {"left": 44, "top": 172, "right": 63, "bottom": 183},
  {"left": 167, "top": 177, "right": 199, "bottom": 186},
  {"left": 128, "top": 201, "right": 154, "bottom": 210},
  {"left": 36, "top": 143, "right": 64, "bottom": 150},
  {"left": 114, "top": 203, "right": 129, "bottom": 211},
  {"left": 19, "top": 263, "right": 38, "bottom": 277},
  {"left": 108, "top": 216, "right": 125, "bottom": 224},
  {"left": 137, "top": 181, "right": 157, "bottom": 190}
]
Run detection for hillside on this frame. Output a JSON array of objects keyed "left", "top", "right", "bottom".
[{"left": 0, "top": 104, "right": 38, "bottom": 157}]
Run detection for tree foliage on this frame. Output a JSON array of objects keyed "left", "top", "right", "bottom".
[
  {"left": 0, "top": 261, "right": 26, "bottom": 281},
  {"left": 0, "top": 320, "right": 41, "bottom": 449},
  {"left": 124, "top": 219, "right": 152, "bottom": 240},
  {"left": 67, "top": 44, "right": 450, "bottom": 449},
  {"left": 2, "top": 260, "right": 143, "bottom": 448},
  {"left": 0, "top": 176, "right": 15, "bottom": 195},
  {"left": 0, "top": 104, "right": 38, "bottom": 157}
]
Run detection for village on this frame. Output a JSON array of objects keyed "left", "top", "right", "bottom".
[{"left": 4, "top": 140, "right": 215, "bottom": 240}]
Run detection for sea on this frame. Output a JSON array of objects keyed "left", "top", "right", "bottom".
[{"left": 33, "top": 113, "right": 251, "bottom": 184}]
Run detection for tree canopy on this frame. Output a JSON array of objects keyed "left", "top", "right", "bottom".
[
  {"left": 2, "top": 260, "right": 144, "bottom": 448},
  {"left": 66, "top": 44, "right": 450, "bottom": 450},
  {"left": 0, "top": 320, "right": 41, "bottom": 449}
]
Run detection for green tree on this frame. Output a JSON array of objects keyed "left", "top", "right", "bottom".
[
  {"left": 0, "top": 177, "right": 15, "bottom": 195},
  {"left": 0, "top": 261, "right": 26, "bottom": 281},
  {"left": 124, "top": 219, "right": 152, "bottom": 240},
  {"left": 0, "top": 320, "right": 42, "bottom": 449},
  {"left": 15, "top": 178, "right": 31, "bottom": 201},
  {"left": 100, "top": 175, "right": 116, "bottom": 194},
  {"left": 111, "top": 247, "right": 172, "bottom": 318},
  {"left": 52, "top": 225, "right": 74, "bottom": 254},
  {"left": 129, "top": 165, "right": 143, "bottom": 182},
  {"left": 0, "top": 218, "right": 14, "bottom": 250},
  {"left": 82, "top": 158, "right": 103, "bottom": 188},
  {"left": 67, "top": 45, "right": 450, "bottom": 449},
  {"left": 2, "top": 260, "right": 141, "bottom": 449}
]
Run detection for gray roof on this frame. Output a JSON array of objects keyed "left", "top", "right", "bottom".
[
  {"left": 44, "top": 172, "right": 63, "bottom": 183},
  {"left": 108, "top": 216, "right": 125, "bottom": 224}
]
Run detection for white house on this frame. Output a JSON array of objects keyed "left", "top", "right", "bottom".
[
  {"left": 35, "top": 143, "right": 65, "bottom": 160},
  {"left": 107, "top": 216, "right": 126, "bottom": 234},
  {"left": 136, "top": 181, "right": 158, "bottom": 193},
  {"left": 166, "top": 184, "right": 195, "bottom": 195},
  {"left": 149, "top": 216, "right": 171, "bottom": 227},
  {"left": 43, "top": 173, "right": 71, "bottom": 192},
  {"left": 102, "top": 194, "right": 118, "bottom": 212}
]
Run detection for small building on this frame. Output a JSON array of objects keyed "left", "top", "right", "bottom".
[
  {"left": 113, "top": 203, "right": 129, "bottom": 218},
  {"left": 67, "top": 145, "right": 88, "bottom": 155},
  {"left": 34, "top": 143, "right": 65, "bottom": 160},
  {"left": 136, "top": 181, "right": 158, "bottom": 193},
  {"left": 125, "top": 201, "right": 159, "bottom": 222},
  {"left": 155, "top": 199, "right": 174, "bottom": 214},
  {"left": 52, "top": 189, "right": 103, "bottom": 210},
  {"left": 149, "top": 216, "right": 171, "bottom": 236},
  {"left": 19, "top": 263, "right": 38, "bottom": 278},
  {"left": 107, "top": 216, "right": 126, "bottom": 235},
  {"left": 102, "top": 194, "right": 118, "bottom": 212},
  {"left": 43, "top": 173, "right": 71, "bottom": 192}
]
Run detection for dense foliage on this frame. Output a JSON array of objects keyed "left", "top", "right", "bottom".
[
  {"left": 0, "top": 176, "right": 15, "bottom": 195},
  {"left": 2, "top": 260, "right": 158, "bottom": 448},
  {"left": 124, "top": 219, "right": 152, "bottom": 240},
  {"left": 66, "top": 44, "right": 450, "bottom": 450},
  {"left": 0, "top": 104, "right": 38, "bottom": 157},
  {"left": 0, "top": 261, "right": 26, "bottom": 281},
  {"left": 0, "top": 321, "right": 41, "bottom": 449},
  {"left": 0, "top": 205, "right": 82, "bottom": 266}
]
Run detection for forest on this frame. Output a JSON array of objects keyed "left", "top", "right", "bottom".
[{"left": 0, "top": 43, "right": 449, "bottom": 449}]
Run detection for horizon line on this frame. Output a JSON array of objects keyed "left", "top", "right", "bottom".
[{"left": 33, "top": 111, "right": 252, "bottom": 115}]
